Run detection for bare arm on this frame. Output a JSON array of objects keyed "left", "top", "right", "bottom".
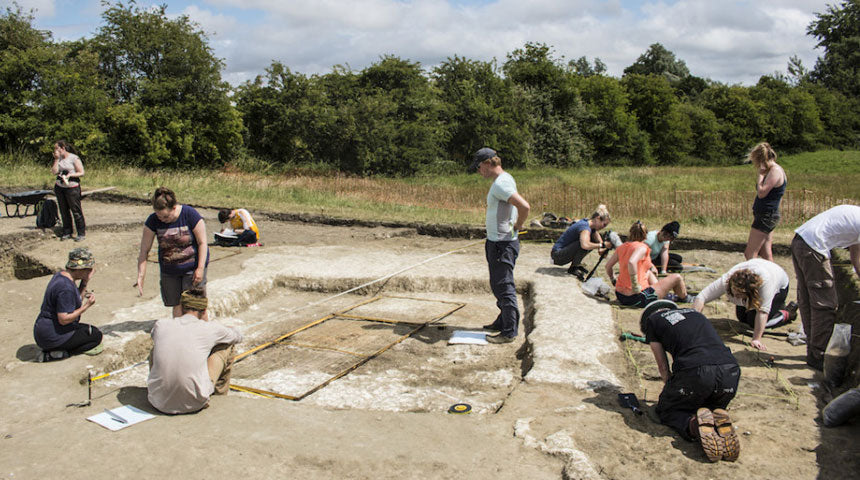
[
  {"left": 579, "top": 229, "right": 606, "bottom": 250},
  {"left": 750, "top": 311, "right": 768, "bottom": 351},
  {"left": 650, "top": 342, "right": 671, "bottom": 383},
  {"left": 508, "top": 193, "right": 530, "bottom": 232},
  {"left": 137, "top": 227, "right": 156, "bottom": 296},
  {"left": 69, "top": 156, "right": 85, "bottom": 179},
  {"left": 659, "top": 246, "right": 669, "bottom": 273},
  {"left": 604, "top": 251, "right": 619, "bottom": 283},
  {"left": 756, "top": 165, "right": 783, "bottom": 198},
  {"left": 191, "top": 218, "right": 208, "bottom": 285},
  {"left": 57, "top": 291, "right": 96, "bottom": 326},
  {"left": 850, "top": 244, "right": 860, "bottom": 278}
]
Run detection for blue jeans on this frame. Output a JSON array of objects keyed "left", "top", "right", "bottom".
[{"left": 485, "top": 240, "right": 520, "bottom": 338}]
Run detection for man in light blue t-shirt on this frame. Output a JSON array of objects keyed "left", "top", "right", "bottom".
[{"left": 471, "top": 147, "right": 530, "bottom": 344}]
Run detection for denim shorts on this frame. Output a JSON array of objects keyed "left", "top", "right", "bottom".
[
  {"left": 616, "top": 287, "right": 658, "bottom": 308},
  {"left": 752, "top": 209, "right": 781, "bottom": 233}
]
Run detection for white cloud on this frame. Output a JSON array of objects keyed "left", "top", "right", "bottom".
[
  {"left": 13, "top": 0, "right": 835, "bottom": 85},
  {"left": 1, "top": 0, "right": 56, "bottom": 16}
]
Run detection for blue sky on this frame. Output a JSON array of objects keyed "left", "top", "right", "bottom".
[{"left": 3, "top": 0, "right": 833, "bottom": 86}]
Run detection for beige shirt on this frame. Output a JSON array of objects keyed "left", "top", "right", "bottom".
[{"left": 147, "top": 314, "right": 242, "bottom": 414}]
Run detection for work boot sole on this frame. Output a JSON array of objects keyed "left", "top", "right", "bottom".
[
  {"left": 696, "top": 408, "right": 725, "bottom": 462},
  {"left": 713, "top": 408, "right": 740, "bottom": 461}
]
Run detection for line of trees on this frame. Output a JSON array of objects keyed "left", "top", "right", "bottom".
[{"left": 2, "top": 1, "right": 859, "bottom": 175}]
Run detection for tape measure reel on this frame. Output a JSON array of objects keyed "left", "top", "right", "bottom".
[{"left": 448, "top": 403, "right": 472, "bottom": 414}]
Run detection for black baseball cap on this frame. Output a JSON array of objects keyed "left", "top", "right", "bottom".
[
  {"left": 469, "top": 147, "right": 497, "bottom": 171},
  {"left": 661, "top": 221, "right": 680, "bottom": 239},
  {"left": 639, "top": 299, "right": 679, "bottom": 334}
]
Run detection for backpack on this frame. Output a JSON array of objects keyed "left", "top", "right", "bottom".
[{"left": 36, "top": 199, "right": 59, "bottom": 229}]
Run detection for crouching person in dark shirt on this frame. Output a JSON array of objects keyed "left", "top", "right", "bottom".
[{"left": 640, "top": 300, "right": 741, "bottom": 462}]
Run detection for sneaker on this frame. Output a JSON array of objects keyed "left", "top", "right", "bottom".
[
  {"left": 74, "top": 235, "right": 86, "bottom": 242},
  {"left": 482, "top": 323, "right": 501, "bottom": 332},
  {"left": 681, "top": 294, "right": 696, "bottom": 303},
  {"left": 712, "top": 409, "right": 740, "bottom": 461},
  {"left": 486, "top": 333, "right": 516, "bottom": 344},
  {"left": 696, "top": 408, "right": 725, "bottom": 462},
  {"left": 665, "top": 293, "right": 679, "bottom": 302},
  {"left": 83, "top": 343, "right": 103, "bottom": 356},
  {"left": 38, "top": 350, "right": 70, "bottom": 362},
  {"left": 59, "top": 234, "right": 72, "bottom": 241}
]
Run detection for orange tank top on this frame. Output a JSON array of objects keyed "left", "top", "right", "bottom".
[{"left": 615, "top": 241, "right": 653, "bottom": 292}]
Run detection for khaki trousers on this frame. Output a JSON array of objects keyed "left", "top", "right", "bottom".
[
  {"left": 208, "top": 344, "right": 236, "bottom": 395},
  {"left": 790, "top": 234, "right": 838, "bottom": 366}
]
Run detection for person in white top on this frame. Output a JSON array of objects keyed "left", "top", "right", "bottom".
[
  {"left": 693, "top": 258, "right": 797, "bottom": 352},
  {"left": 50, "top": 140, "right": 87, "bottom": 241},
  {"left": 147, "top": 288, "right": 242, "bottom": 414},
  {"left": 790, "top": 204, "right": 860, "bottom": 370}
]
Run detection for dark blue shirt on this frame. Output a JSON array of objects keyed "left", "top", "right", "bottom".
[
  {"left": 552, "top": 218, "right": 590, "bottom": 253},
  {"left": 33, "top": 272, "right": 81, "bottom": 350},
  {"left": 643, "top": 308, "right": 737, "bottom": 372},
  {"left": 753, "top": 179, "right": 786, "bottom": 213},
  {"left": 145, "top": 205, "right": 209, "bottom": 276}
]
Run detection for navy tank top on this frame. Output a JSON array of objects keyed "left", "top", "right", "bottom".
[{"left": 753, "top": 175, "right": 786, "bottom": 213}]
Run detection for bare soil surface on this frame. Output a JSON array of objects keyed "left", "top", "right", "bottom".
[{"left": 0, "top": 200, "right": 858, "bottom": 479}]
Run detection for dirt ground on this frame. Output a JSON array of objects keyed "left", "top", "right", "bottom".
[{"left": 0, "top": 198, "right": 858, "bottom": 479}]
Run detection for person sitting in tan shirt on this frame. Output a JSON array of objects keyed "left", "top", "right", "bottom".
[{"left": 147, "top": 288, "right": 242, "bottom": 414}]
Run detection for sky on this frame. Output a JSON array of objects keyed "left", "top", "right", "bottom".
[{"left": 2, "top": 0, "right": 836, "bottom": 86}]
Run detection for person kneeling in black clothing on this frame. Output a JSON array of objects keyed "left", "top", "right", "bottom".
[
  {"left": 33, "top": 247, "right": 102, "bottom": 361},
  {"left": 640, "top": 300, "right": 741, "bottom": 462}
]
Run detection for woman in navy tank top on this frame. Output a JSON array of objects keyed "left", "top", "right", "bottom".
[{"left": 744, "top": 142, "right": 786, "bottom": 261}]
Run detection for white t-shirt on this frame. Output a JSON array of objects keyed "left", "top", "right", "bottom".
[
  {"left": 697, "top": 258, "right": 789, "bottom": 313},
  {"left": 644, "top": 230, "right": 669, "bottom": 261},
  {"left": 796, "top": 205, "right": 860, "bottom": 259},
  {"left": 147, "top": 314, "right": 242, "bottom": 414},
  {"left": 486, "top": 172, "right": 518, "bottom": 242}
]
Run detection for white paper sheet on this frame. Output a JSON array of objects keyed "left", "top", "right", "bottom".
[
  {"left": 87, "top": 405, "right": 155, "bottom": 431},
  {"left": 448, "top": 330, "right": 488, "bottom": 345}
]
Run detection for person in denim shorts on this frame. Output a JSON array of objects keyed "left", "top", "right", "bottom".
[{"left": 745, "top": 142, "right": 786, "bottom": 261}]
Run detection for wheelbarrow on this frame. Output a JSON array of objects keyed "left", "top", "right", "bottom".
[{"left": 1, "top": 190, "right": 53, "bottom": 218}]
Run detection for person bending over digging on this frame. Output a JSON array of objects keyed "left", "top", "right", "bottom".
[
  {"left": 33, "top": 247, "right": 103, "bottom": 361},
  {"left": 605, "top": 221, "right": 694, "bottom": 308},
  {"left": 693, "top": 258, "right": 797, "bottom": 352},
  {"left": 147, "top": 288, "right": 243, "bottom": 414},
  {"left": 644, "top": 221, "right": 682, "bottom": 274},
  {"left": 217, "top": 208, "right": 260, "bottom": 246},
  {"left": 550, "top": 204, "right": 612, "bottom": 279},
  {"left": 640, "top": 300, "right": 741, "bottom": 462}
]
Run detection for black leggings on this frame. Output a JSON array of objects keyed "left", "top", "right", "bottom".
[
  {"left": 736, "top": 286, "right": 788, "bottom": 329},
  {"left": 55, "top": 323, "right": 102, "bottom": 355},
  {"left": 54, "top": 184, "right": 86, "bottom": 236}
]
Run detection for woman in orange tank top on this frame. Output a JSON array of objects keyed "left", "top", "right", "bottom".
[{"left": 605, "top": 221, "right": 694, "bottom": 307}]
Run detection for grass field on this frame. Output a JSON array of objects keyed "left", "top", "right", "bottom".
[{"left": 2, "top": 150, "right": 858, "bottom": 244}]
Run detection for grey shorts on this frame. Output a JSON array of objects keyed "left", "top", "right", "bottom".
[
  {"left": 752, "top": 210, "right": 780, "bottom": 234},
  {"left": 160, "top": 268, "right": 207, "bottom": 306}
]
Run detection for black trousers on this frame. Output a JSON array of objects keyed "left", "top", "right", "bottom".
[
  {"left": 54, "top": 184, "right": 86, "bottom": 236},
  {"left": 656, "top": 363, "right": 740, "bottom": 441},
  {"left": 485, "top": 240, "right": 520, "bottom": 338},
  {"left": 55, "top": 323, "right": 102, "bottom": 355},
  {"left": 665, "top": 253, "right": 683, "bottom": 271},
  {"left": 736, "top": 286, "right": 788, "bottom": 328}
]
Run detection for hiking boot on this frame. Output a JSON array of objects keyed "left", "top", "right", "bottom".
[
  {"left": 712, "top": 409, "right": 740, "bottom": 462},
  {"left": 482, "top": 323, "right": 501, "bottom": 332},
  {"left": 696, "top": 408, "right": 725, "bottom": 462},
  {"left": 83, "top": 343, "right": 103, "bottom": 356},
  {"left": 784, "top": 301, "right": 798, "bottom": 322},
  {"left": 486, "top": 334, "right": 516, "bottom": 344}
]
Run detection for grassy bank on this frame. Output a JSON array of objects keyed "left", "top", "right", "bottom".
[{"left": 2, "top": 150, "right": 858, "bottom": 245}]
